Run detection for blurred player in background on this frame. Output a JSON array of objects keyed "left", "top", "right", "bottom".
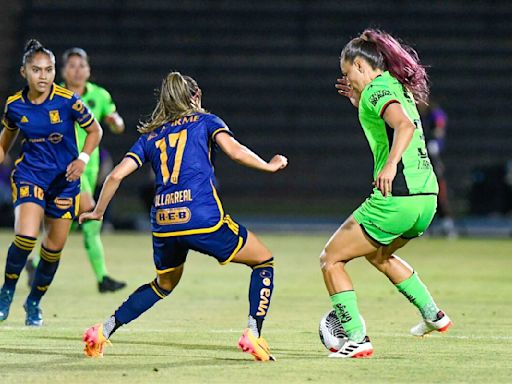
[
  {"left": 0, "top": 39, "right": 102, "bottom": 326},
  {"left": 80, "top": 72, "right": 287, "bottom": 360},
  {"left": 322, "top": 29, "right": 452, "bottom": 358},
  {"left": 418, "top": 100, "right": 457, "bottom": 237},
  {"left": 26, "top": 47, "right": 126, "bottom": 292}
]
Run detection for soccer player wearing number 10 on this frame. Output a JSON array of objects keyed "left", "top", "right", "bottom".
[{"left": 80, "top": 72, "right": 287, "bottom": 360}]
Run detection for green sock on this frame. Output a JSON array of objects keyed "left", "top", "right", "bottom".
[
  {"left": 83, "top": 220, "right": 108, "bottom": 282},
  {"left": 395, "top": 272, "right": 439, "bottom": 321},
  {"left": 330, "top": 290, "right": 365, "bottom": 342},
  {"left": 32, "top": 254, "right": 40, "bottom": 267}
]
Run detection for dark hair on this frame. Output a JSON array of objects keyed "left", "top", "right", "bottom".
[
  {"left": 341, "top": 29, "right": 429, "bottom": 104},
  {"left": 62, "top": 47, "right": 89, "bottom": 65},
  {"left": 22, "top": 39, "right": 55, "bottom": 66}
]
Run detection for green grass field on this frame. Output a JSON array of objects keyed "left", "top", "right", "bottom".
[{"left": 0, "top": 231, "right": 510, "bottom": 383}]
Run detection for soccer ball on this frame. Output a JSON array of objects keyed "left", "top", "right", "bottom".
[
  {"left": 319, "top": 310, "right": 367, "bottom": 352},
  {"left": 319, "top": 310, "right": 348, "bottom": 352}
]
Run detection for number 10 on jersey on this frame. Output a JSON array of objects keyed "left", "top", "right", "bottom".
[{"left": 155, "top": 129, "right": 188, "bottom": 184}]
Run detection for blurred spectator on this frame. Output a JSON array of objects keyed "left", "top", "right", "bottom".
[{"left": 419, "top": 99, "right": 457, "bottom": 237}]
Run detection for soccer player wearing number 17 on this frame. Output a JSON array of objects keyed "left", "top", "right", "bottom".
[
  {"left": 320, "top": 30, "right": 452, "bottom": 358},
  {"left": 80, "top": 72, "right": 287, "bottom": 360}
]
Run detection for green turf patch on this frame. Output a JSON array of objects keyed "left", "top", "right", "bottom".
[{"left": 0, "top": 232, "right": 510, "bottom": 383}]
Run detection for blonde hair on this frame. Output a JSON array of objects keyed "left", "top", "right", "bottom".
[{"left": 138, "top": 72, "right": 205, "bottom": 133}]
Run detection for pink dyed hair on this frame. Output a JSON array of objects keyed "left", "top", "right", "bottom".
[{"left": 342, "top": 29, "right": 429, "bottom": 104}]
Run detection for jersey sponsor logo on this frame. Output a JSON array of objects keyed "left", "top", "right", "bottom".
[
  {"left": 28, "top": 138, "right": 46, "bottom": 143},
  {"left": 54, "top": 197, "right": 73, "bottom": 210},
  {"left": 154, "top": 189, "right": 193, "bottom": 207},
  {"left": 156, "top": 207, "right": 191, "bottom": 225},
  {"left": 369, "top": 90, "right": 392, "bottom": 106},
  {"left": 48, "top": 132, "right": 63, "bottom": 144},
  {"left": 49, "top": 110, "right": 61, "bottom": 124},
  {"left": 256, "top": 288, "right": 271, "bottom": 316},
  {"left": 170, "top": 115, "right": 199, "bottom": 126},
  {"left": 20, "top": 116, "right": 29, "bottom": 123}
]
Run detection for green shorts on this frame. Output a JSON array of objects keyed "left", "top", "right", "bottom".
[
  {"left": 80, "top": 162, "right": 99, "bottom": 195},
  {"left": 353, "top": 189, "right": 437, "bottom": 246}
]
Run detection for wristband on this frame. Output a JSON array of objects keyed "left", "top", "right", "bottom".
[{"left": 78, "top": 152, "right": 90, "bottom": 165}]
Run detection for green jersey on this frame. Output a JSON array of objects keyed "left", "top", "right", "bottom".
[
  {"left": 358, "top": 71, "right": 438, "bottom": 195},
  {"left": 64, "top": 81, "right": 116, "bottom": 167}
]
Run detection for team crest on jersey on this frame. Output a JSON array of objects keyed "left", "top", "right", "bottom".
[
  {"left": 20, "top": 116, "right": 29, "bottom": 123},
  {"left": 49, "top": 110, "right": 61, "bottom": 124},
  {"left": 48, "top": 132, "right": 63, "bottom": 144},
  {"left": 20, "top": 186, "right": 30, "bottom": 198}
]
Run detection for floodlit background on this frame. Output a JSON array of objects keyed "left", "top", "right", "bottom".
[{"left": 0, "top": 0, "right": 511, "bottom": 233}]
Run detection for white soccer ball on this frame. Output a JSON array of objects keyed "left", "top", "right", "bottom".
[
  {"left": 319, "top": 310, "right": 348, "bottom": 352},
  {"left": 319, "top": 310, "right": 366, "bottom": 352}
]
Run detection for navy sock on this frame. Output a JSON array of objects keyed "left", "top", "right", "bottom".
[
  {"left": 248, "top": 257, "right": 274, "bottom": 337},
  {"left": 2, "top": 235, "right": 37, "bottom": 292},
  {"left": 27, "top": 246, "right": 62, "bottom": 304},
  {"left": 109, "top": 279, "right": 172, "bottom": 336}
]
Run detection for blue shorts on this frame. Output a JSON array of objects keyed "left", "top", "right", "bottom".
[
  {"left": 11, "top": 174, "right": 80, "bottom": 220},
  {"left": 152, "top": 215, "right": 248, "bottom": 274}
]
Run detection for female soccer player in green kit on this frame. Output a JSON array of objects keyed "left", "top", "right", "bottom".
[
  {"left": 27, "top": 48, "right": 127, "bottom": 292},
  {"left": 62, "top": 48, "right": 126, "bottom": 292},
  {"left": 321, "top": 29, "right": 452, "bottom": 358}
]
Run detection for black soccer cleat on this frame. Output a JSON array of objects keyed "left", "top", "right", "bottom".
[{"left": 98, "top": 276, "right": 127, "bottom": 293}]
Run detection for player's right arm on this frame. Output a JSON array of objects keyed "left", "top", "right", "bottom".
[
  {"left": 215, "top": 132, "right": 288, "bottom": 173},
  {"left": 0, "top": 103, "right": 20, "bottom": 164},
  {"left": 0, "top": 128, "right": 18, "bottom": 164},
  {"left": 79, "top": 157, "right": 138, "bottom": 223}
]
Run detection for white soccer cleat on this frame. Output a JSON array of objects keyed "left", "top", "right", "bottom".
[
  {"left": 328, "top": 336, "right": 374, "bottom": 359},
  {"left": 410, "top": 310, "right": 452, "bottom": 337}
]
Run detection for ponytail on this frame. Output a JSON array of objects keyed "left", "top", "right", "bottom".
[{"left": 341, "top": 29, "right": 429, "bottom": 104}]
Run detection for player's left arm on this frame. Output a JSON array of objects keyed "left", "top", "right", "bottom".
[
  {"left": 102, "top": 90, "right": 125, "bottom": 134},
  {"left": 375, "top": 103, "right": 415, "bottom": 196},
  {"left": 216, "top": 132, "right": 288, "bottom": 173},
  {"left": 66, "top": 119, "right": 103, "bottom": 181},
  {"left": 79, "top": 157, "right": 138, "bottom": 223}
]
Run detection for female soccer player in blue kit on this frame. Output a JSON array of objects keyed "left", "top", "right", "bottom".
[
  {"left": 80, "top": 72, "right": 287, "bottom": 361},
  {"left": 0, "top": 40, "right": 102, "bottom": 326}
]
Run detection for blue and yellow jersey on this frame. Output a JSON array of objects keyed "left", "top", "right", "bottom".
[
  {"left": 2, "top": 83, "right": 94, "bottom": 189},
  {"left": 125, "top": 113, "right": 232, "bottom": 236}
]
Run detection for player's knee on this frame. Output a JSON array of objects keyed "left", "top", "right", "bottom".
[
  {"left": 79, "top": 200, "right": 95, "bottom": 213},
  {"left": 156, "top": 269, "right": 183, "bottom": 292},
  {"left": 319, "top": 248, "right": 345, "bottom": 272}
]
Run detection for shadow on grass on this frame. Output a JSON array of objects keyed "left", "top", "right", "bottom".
[{"left": 25, "top": 334, "right": 325, "bottom": 359}]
